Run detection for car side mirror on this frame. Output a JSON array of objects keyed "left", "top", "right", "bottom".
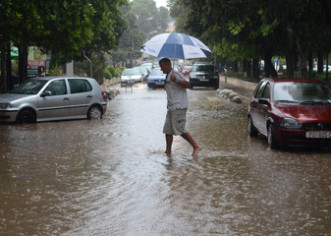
[
  {"left": 41, "top": 90, "right": 52, "bottom": 97},
  {"left": 258, "top": 98, "right": 270, "bottom": 105}
]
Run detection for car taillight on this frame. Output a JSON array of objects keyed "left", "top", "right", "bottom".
[{"left": 102, "top": 91, "right": 107, "bottom": 100}]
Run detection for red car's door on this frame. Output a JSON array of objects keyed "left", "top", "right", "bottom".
[{"left": 250, "top": 81, "right": 271, "bottom": 136}]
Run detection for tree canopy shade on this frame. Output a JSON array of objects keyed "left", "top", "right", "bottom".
[
  {"left": 110, "top": 0, "right": 170, "bottom": 67},
  {"left": 169, "top": 0, "right": 331, "bottom": 79},
  {"left": 131, "top": 0, "right": 169, "bottom": 36},
  {"left": 0, "top": 0, "right": 129, "bottom": 92}
]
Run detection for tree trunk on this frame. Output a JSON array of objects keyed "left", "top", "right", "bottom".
[
  {"left": 243, "top": 60, "right": 251, "bottom": 77},
  {"left": 308, "top": 51, "right": 313, "bottom": 78},
  {"left": 317, "top": 52, "right": 323, "bottom": 74},
  {"left": 1, "top": 46, "right": 7, "bottom": 93},
  {"left": 18, "top": 45, "right": 28, "bottom": 82},
  {"left": 326, "top": 55, "right": 330, "bottom": 83},
  {"left": 6, "top": 44, "right": 12, "bottom": 90},
  {"left": 252, "top": 58, "right": 260, "bottom": 80},
  {"left": 285, "top": 55, "right": 295, "bottom": 77},
  {"left": 263, "top": 50, "right": 278, "bottom": 78},
  {"left": 296, "top": 39, "right": 308, "bottom": 78}
]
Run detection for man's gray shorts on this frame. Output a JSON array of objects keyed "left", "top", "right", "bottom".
[{"left": 163, "top": 109, "right": 187, "bottom": 135}]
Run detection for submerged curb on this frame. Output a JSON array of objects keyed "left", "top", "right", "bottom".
[
  {"left": 216, "top": 88, "right": 244, "bottom": 104},
  {"left": 217, "top": 75, "right": 257, "bottom": 103}
]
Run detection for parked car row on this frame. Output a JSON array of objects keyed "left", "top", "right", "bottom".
[
  {"left": 120, "top": 66, "right": 150, "bottom": 87},
  {"left": 248, "top": 77, "right": 331, "bottom": 149},
  {"left": 0, "top": 76, "right": 107, "bottom": 124}
]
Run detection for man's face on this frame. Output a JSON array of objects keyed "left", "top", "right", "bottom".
[{"left": 159, "top": 62, "right": 171, "bottom": 74}]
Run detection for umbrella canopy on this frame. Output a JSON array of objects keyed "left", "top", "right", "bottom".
[{"left": 140, "top": 32, "right": 211, "bottom": 59}]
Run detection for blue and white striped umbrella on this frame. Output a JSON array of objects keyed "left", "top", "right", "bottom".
[{"left": 140, "top": 32, "right": 211, "bottom": 59}]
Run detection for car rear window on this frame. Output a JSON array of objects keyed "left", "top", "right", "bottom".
[
  {"left": 69, "top": 79, "right": 92, "bottom": 93},
  {"left": 45, "top": 80, "right": 67, "bottom": 95}
]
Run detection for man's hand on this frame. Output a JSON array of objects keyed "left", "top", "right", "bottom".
[
  {"left": 170, "top": 74, "right": 176, "bottom": 83},
  {"left": 171, "top": 74, "right": 190, "bottom": 88}
]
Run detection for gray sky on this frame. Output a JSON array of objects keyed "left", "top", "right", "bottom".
[{"left": 154, "top": 0, "right": 168, "bottom": 8}]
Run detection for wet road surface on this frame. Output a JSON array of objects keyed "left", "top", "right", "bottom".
[{"left": 1, "top": 84, "right": 330, "bottom": 235}]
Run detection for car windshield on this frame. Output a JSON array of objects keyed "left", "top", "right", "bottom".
[
  {"left": 137, "top": 67, "right": 147, "bottom": 73},
  {"left": 194, "top": 65, "right": 215, "bottom": 72},
  {"left": 150, "top": 69, "right": 164, "bottom": 76},
  {"left": 274, "top": 82, "right": 331, "bottom": 104},
  {"left": 10, "top": 79, "right": 47, "bottom": 94},
  {"left": 122, "top": 69, "right": 139, "bottom": 76}
]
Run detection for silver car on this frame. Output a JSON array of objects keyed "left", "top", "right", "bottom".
[{"left": 0, "top": 76, "right": 108, "bottom": 123}]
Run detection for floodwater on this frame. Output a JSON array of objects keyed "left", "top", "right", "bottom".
[{"left": 0, "top": 84, "right": 330, "bottom": 235}]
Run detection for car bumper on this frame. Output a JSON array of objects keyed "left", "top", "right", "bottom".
[
  {"left": 147, "top": 82, "right": 165, "bottom": 88},
  {"left": 0, "top": 109, "right": 19, "bottom": 122},
  {"left": 190, "top": 78, "right": 219, "bottom": 87},
  {"left": 274, "top": 127, "right": 331, "bottom": 147}
]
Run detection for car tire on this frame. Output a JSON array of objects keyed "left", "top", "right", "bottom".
[
  {"left": 267, "top": 124, "right": 278, "bottom": 149},
  {"left": 87, "top": 106, "right": 103, "bottom": 119},
  {"left": 248, "top": 116, "right": 258, "bottom": 137},
  {"left": 17, "top": 108, "right": 36, "bottom": 124}
]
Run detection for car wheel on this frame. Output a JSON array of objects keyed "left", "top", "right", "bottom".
[
  {"left": 87, "top": 106, "right": 102, "bottom": 119},
  {"left": 17, "top": 108, "right": 36, "bottom": 124},
  {"left": 267, "top": 124, "right": 278, "bottom": 149},
  {"left": 248, "top": 116, "right": 258, "bottom": 137}
]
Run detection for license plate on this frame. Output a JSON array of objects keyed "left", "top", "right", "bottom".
[{"left": 305, "top": 131, "right": 331, "bottom": 139}]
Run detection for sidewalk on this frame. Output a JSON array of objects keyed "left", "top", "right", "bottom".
[{"left": 219, "top": 75, "right": 257, "bottom": 99}]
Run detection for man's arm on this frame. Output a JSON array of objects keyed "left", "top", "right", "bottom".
[{"left": 170, "top": 74, "right": 190, "bottom": 88}]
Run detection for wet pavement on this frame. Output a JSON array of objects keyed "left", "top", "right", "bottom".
[{"left": 0, "top": 83, "right": 330, "bottom": 235}]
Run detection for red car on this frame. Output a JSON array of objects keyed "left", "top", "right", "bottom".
[{"left": 247, "top": 78, "right": 331, "bottom": 149}]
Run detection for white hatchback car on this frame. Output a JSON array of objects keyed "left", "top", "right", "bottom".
[
  {"left": 0, "top": 76, "right": 108, "bottom": 123},
  {"left": 120, "top": 68, "right": 143, "bottom": 86}
]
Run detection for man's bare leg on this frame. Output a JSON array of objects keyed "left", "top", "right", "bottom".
[
  {"left": 181, "top": 132, "right": 202, "bottom": 157},
  {"left": 165, "top": 134, "right": 173, "bottom": 155}
]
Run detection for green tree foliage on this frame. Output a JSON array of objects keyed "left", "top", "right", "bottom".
[
  {"left": 169, "top": 0, "right": 331, "bottom": 79},
  {"left": 104, "top": 65, "right": 117, "bottom": 79},
  {"left": 0, "top": 0, "right": 128, "bottom": 92}
]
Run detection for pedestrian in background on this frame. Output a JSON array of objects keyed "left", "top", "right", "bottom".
[{"left": 159, "top": 58, "right": 202, "bottom": 157}]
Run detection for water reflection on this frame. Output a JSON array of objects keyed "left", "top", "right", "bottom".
[{"left": 0, "top": 85, "right": 330, "bottom": 235}]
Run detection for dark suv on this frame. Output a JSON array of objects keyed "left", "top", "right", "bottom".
[{"left": 189, "top": 63, "right": 219, "bottom": 89}]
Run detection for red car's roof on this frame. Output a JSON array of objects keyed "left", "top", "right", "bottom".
[{"left": 265, "top": 78, "right": 325, "bottom": 84}]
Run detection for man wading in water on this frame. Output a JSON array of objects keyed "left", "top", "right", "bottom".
[{"left": 159, "top": 58, "right": 202, "bottom": 157}]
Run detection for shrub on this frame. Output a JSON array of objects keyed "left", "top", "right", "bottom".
[{"left": 104, "top": 65, "right": 116, "bottom": 80}]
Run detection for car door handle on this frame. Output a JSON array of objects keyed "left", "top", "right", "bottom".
[
  {"left": 63, "top": 97, "right": 70, "bottom": 101},
  {"left": 87, "top": 95, "right": 93, "bottom": 98}
]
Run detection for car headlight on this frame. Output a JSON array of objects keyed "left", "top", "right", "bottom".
[
  {"left": 280, "top": 118, "right": 299, "bottom": 128},
  {"left": 0, "top": 103, "right": 12, "bottom": 109}
]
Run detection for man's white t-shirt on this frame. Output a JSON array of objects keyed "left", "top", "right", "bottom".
[{"left": 165, "top": 70, "right": 188, "bottom": 111}]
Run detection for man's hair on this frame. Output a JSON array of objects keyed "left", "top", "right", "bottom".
[{"left": 159, "top": 58, "right": 171, "bottom": 65}]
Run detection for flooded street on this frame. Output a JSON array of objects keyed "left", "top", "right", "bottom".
[{"left": 1, "top": 84, "right": 330, "bottom": 235}]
